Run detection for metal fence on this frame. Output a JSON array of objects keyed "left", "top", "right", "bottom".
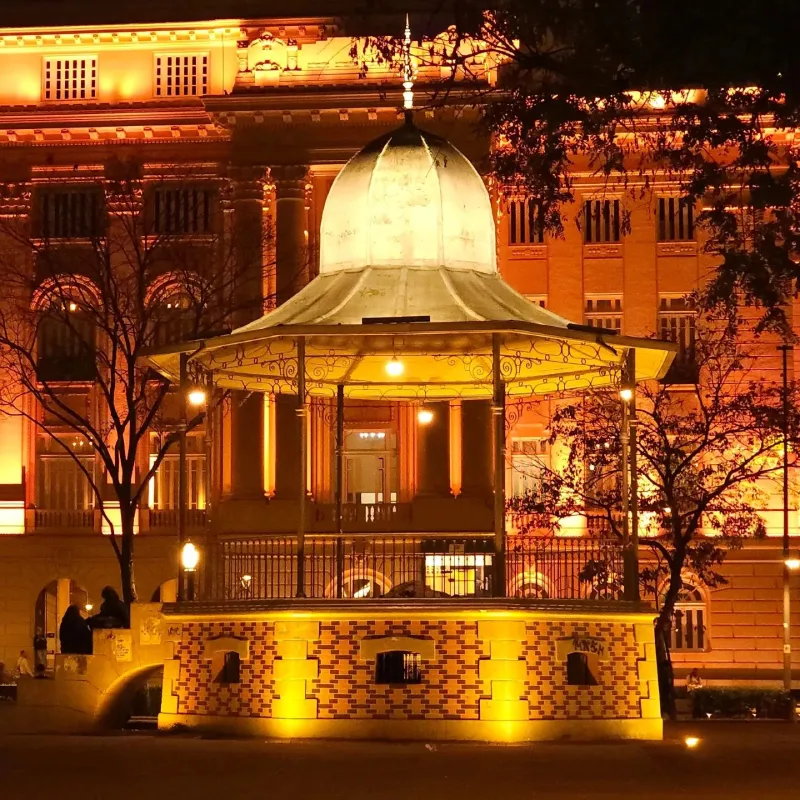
[{"left": 192, "top": 534, "right": 623, "bottom": 602}]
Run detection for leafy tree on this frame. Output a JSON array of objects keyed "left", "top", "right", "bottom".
[
  {"left": 0, "top": 174, "right": 274, "bottom": 603},
  {"left": 507, "top": 321, "right": 799, "bottom": 710},
  {"left": 356, "top": 1, "right": 800, "bottom": 325}
]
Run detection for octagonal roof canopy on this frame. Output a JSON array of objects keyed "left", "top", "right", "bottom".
[{"left": 145, "top": 117, "right": 676, "bottom": 397}]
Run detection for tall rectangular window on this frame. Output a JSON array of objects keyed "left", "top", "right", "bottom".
[
  {"left": 44, "top": 57, "right": 97, "bottom": 101},
  {"left": 153, "top": 187, "right": 213, "bottom": 235},
  {"left": 150, "top": 434, "right": 206, "bottom": 511},
  {"left": 509, "top": 438, "right": 549, "bottom": 500},
  {"left": 39, "top": 189, "right": 105, "bottom": 239},
  {"left": 583, "top": 199, "right": 621, "bottom": 243},
  {"left": 155, "top": 55, "right": 209, "bottom": 97},
  {"left": 659, "top": 296, "right": 698, "bottom": 383},
  {"left": 584, "top": 297, "right": 623, "bottom": 333},
  {"left": 508, "top": 198, "right": 545, "bottom": 245},
  {"left": 36, "top": 438, "right": 94, "bottom": 511},
  {"left": 658, "top": 196, "right": 695, "bottom": 241}
]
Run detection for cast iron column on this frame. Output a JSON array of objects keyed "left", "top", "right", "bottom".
[
  {"left": 296, "top": 337, "right": 307, "bottom": 597},
  {"left": 492, "top": 334, "right": 506, "bottom": 597},
  {"left": 335, "top": 385, "right": 345, "bottom": 598}
]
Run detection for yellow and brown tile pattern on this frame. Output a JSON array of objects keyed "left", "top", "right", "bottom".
[
  {"left": 312, "top": 619, "right": 483, "bottom": 721},
  {"left": 175, "top": 621, "right": 277, "bottom": 717},
  {"left": 173, "top": 615, "right": 648, "bottom": 723},
  {"left": 522, "top": 620, "right": 642, "bottom": 720}
]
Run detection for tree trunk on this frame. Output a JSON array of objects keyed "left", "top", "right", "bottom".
[
  {"left": 654, "top": 557, "right": 684, "bottom": 721},
  {"left": 117, "top": 505, "right": 138, "bottom": 605},
  {"left": 654, "top": 612, "right": 676, "bottom": 720}
]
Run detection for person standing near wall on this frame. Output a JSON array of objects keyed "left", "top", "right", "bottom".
[
  {"left": 16, "top": 650, "right": 33, "bottom": 678},
  {"left": 33, "top": 627, "right": 47, "bottom": 672}
]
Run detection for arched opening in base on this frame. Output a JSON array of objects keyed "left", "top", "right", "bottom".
[{"left": 96, "top": 664, "right": 164, "bottom": 730}]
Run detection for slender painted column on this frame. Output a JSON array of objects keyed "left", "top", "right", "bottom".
[
  {"left": 492, "top": 334, "right": 507, "bottom": 597},
  {"left": 296, "top": 337, "right": 307, "bottom": 597}
]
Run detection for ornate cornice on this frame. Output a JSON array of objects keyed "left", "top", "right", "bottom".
[
  {"left": 271, "top": 165, "right": 308, "bottom": 200},
  {"left": 0, "top": 181, "right": 30, "bottom": 215},
  {"left": 225, "top": 165, "right": 269, "bottom": 204}
]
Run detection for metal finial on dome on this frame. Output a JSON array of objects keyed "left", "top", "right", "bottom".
[{"left": 402, "top": 14, "right": 414, "bottom": 114}]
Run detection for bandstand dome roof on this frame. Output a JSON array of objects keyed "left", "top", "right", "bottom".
[
  {"left": 145, "top": 117, "right": 676, "bottom": 399},
  {"left": 319, "top": 120, "right": 497, "bottom": 276}
]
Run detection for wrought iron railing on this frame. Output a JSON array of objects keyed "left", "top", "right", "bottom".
[
  {"left": 505, "top": 535, "right": 624, "bottom": 601},
  {"left": 192, "top": 533, "right": 623, "bottom": 602}
]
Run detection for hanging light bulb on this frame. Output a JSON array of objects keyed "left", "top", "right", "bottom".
[
  {"left": 385, "top": 357, "right": 404, "bottom": 377},
  {"left": 417, "top": 408, "right": 434, "bottom": 425}
]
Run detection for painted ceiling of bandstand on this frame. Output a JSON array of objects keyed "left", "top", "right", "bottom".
[{"left": 145, "top": 118, "right": 676, "bottom": 398}]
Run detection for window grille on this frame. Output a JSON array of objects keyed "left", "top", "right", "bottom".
[
  {"left": 44, "top": 58, "right": 97, "bottom": 101},
  {"left": 669, "top": 584, "right": 707, "bottom": 651},
  {"left": 508, "top": 198, "right": 545, "bottom": 245},
  {"left": 584, "top": 297, "right": 622, "bottom": 333},
  {"left": 155, "top": 55, "right": 209, "bottom": 97},
  {"left": 219, "top": 652, "right": 241, "bottom": 684},
  {"left": 658, "top": 196, "right": 695, "bottom": 241},
  {"left": 153, "top": 187, "right": 213, "bottom": 235},
  {"left": 36, "top": 442, "right": 94, "bottom": 511},
  {"left": 375, "top": 651, "right": 422, "bottom": 684},
  {"left": 39, "top": 189, "right": 104, "bottom": 239},
  {"left": 658, "top": 296, "right": 697, "bottom": 383},
  {"left": 566, "top": 652, "right": 598, "bottom": 685},
  {"left": 583, "top": 199, "right": 621, "bottom": 243}
]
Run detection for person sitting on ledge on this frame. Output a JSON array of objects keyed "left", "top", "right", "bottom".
[
  {"left": 59, "top": 604, "right": 93, "bottom": 655},
  {"left": 87, "top": 586, "right": 130, "bottom": 630}
]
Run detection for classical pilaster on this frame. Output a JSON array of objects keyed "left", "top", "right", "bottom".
[
  {"left": 272, "top": 165, "right": 310, "bottom": 305},
  {"left": 461, "top": 401, "right": 493, "bottom": 497},
  {"left": 218, "top": 168, "right": 268, "bottom": 521},
  {"left": 417, "top": 402, "right": 450, "bottom": 496}
]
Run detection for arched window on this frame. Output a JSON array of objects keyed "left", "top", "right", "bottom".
[
  {"left": 36, "top": 298, "right": 96, "bottom": 382},
  {"left": 669, "top": 582, "right": 708, "bottom": 652},
  {"left": 325, "top": 569, "right": 392, "bottom": 599},
  {"left": 511, "top": 571, "right": 551, "bottom": 599},
  {"left": 148, "top": 283, "right": 197, "bottom": 347}
]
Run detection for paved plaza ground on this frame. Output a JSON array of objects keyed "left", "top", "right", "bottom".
[{"left": 0, "top": 723, "right": 797, "bottom": 799}]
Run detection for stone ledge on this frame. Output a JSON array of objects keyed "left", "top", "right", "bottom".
[{"left": 157, "top": 713, "right": 663, "bottom": 742}]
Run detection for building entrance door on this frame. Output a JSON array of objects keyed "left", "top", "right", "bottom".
[{"left": 343, "top": 430, "right": 398, "bottom": 505}]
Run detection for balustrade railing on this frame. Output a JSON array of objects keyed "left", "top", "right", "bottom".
[
  {"left": 149, "top": 508, "right": 207, "bottom": 530},
  {"left": 312, "top": 502, "right": 412, "bottom": 532},
  {"left": 34, "top": 508, "right": 94, "bottom": 530},
  {"left": 192, "top": 533, "right": 624, "bottom": 602}
]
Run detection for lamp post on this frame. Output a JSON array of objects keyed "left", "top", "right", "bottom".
[
  {"left": 778, "top": 344, "right": 794, "bottom": 693},
  {"left": 177, "top": 353, "right": 207, "bottom": 602},
  {"left": 180, "top": 541, "right": 200, "bottom": 601}
]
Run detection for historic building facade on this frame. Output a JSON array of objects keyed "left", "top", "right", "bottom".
[{"left": 0, "top": 5, "right": 796, "bottom": 699}]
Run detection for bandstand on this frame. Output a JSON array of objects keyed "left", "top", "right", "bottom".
[{"left": 146, "top": 105, "right": 675, "bottom": 741}]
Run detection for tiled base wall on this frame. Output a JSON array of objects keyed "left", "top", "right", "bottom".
[{"left": 168, "top": 610, "right": 660, "bottom": 738}]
